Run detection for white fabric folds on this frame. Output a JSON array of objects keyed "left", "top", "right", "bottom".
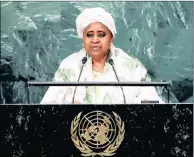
[{"left": 40, "top": 45, "right": 165, "bottom": 104}]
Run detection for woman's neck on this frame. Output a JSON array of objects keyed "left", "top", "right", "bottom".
[
  {"left": 92, "top": 56, "right": 107, "bottom": 73},
  {"left": 92, "top": 57, "right": 106, "bottom": 66}
]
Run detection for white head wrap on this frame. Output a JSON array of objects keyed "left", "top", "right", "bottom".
[{"left": 76, "top": 7, "right": 117, "bottom": 38}]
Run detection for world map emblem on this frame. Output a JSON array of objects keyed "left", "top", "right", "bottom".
[{"left": 70, "top": 110, "right": 125, "bottom": 156}]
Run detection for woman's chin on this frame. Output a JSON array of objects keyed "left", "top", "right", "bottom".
[{"left": 89, "top": 51, "right": 101, "bottom": 57}]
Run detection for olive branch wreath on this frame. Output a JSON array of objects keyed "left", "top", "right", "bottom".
[{"left": 70, "top": 112, "right": 125, "bottom": 157}]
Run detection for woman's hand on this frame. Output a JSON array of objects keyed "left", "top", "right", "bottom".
[{"left": 74, "top": 100, "right": 81, "bottom": 104}]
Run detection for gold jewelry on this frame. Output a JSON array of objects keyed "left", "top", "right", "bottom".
[{"left": 92, "top": 63, "right": 105, "bottom": 72}]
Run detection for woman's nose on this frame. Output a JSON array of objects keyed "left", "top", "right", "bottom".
[{"left": 91, "top": 35, "right": 100, "bottom": 43}]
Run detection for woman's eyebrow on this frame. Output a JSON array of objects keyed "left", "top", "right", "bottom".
[
  {"left": 97, "top": 30, "right": 105, "bottom": 33},
  {"left": 87, "top": 31, "right": 94, "bottom": 33},
  {"left": 87, "top": 30, "right": 105, "bottom": 33}
]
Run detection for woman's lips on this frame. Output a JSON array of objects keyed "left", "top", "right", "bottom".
[{"left": 91, "top": 46, "right": 101, "bottom": 51}]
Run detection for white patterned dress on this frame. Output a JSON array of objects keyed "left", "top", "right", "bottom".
[{"left": 40, "top": 45, "right": 165, "bottom": 104}]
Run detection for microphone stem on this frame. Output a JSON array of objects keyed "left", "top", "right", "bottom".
[
  {"left": 111, "top": 65, "right": 126, "bottom": 104},
  {"left": 72, "top": 64, "right": 85, "bottom": 104}
]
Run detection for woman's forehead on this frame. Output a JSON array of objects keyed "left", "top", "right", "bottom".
[{"left": 84, "top": 22, "right": 110, "bottom": 32}]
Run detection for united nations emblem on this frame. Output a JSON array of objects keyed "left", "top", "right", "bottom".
[{"left": 70, "top": 110, "right": 125, "bottom": 156}]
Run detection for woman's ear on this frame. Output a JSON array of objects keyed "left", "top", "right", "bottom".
[
  {"left": 110, "top": 42, "right": 114, "bottom": 50},
  {"left": 111, "top": 37, "right": 114, "bottom": 43}
]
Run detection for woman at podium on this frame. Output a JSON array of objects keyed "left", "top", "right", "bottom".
[{"left": 41, "top": 7, "right": 164, "bottom": 104}]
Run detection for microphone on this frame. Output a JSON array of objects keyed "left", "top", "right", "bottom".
[
  {"left": 108, "top": 58, "right": 126, "bottom": 104},
  {"left": 72, "top": 57, "right": 87, "bottom": 104}
]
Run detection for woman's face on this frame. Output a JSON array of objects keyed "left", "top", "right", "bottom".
[{"left": 83, "top": 22, "right": 113, "bottom": 60}]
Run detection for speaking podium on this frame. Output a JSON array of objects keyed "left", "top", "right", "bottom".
[
  {"left": 1, "top": 81, "right": 191, "bottom": 157},
  {"left": 1, "top": 104, "right": 192, "bottom": 157}
]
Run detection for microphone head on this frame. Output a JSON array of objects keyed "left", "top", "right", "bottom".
[
  {"left": 82, "top": 57, "right": 87, "bottom": 64},
  {"left": 108, "top": 58, "right": 114, "bottom": 65}
]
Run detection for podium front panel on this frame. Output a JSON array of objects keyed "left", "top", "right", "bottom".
[{"left": 0, "top": 104, "right": 193, "bottom": 157}]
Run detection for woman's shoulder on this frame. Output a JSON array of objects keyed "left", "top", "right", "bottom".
[
  {"left": 114, "top": 47, "right": 145, "bottom": 70},
  {"left": 59, "top": 49, "right": 86, "bottom": 68},
  {"left": 113, "top": 46, "right": 148, "bottom": 80},
  {"left": 53, "top": 49, "right": 86, "bottom": 81}
]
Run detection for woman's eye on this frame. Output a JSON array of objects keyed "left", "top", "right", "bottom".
[
  {"left": 87, "top": 33, "right": 93, "bottom": 37},
  {"left": 98, "top": 32, "right": 106, "bottom": 37}
]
